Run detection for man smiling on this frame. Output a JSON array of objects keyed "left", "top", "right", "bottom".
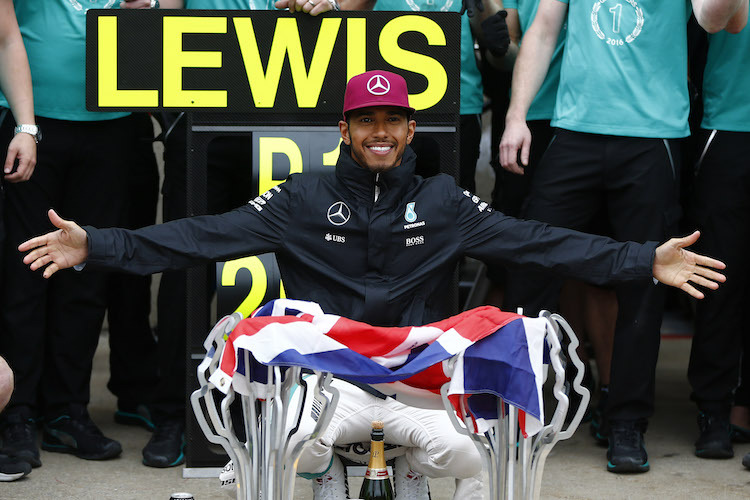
[
  {"left": 340, "top": 71, "right": 415, "bottom": 174},
  {"left": 18, "top": 70, "right": 726, "bottom": 499}
]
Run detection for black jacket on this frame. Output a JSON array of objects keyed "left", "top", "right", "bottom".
[{"left": 86, "top": 144, "right": 656, "bottom": 327}]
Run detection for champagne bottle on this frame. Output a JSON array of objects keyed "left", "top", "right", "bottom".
[{"left": 358, "top": 420, "right": 394, "bottom": 500}]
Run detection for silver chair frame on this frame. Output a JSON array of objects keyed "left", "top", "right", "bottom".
[
  {"left": 440, "top": 311, "right": 590, "bottom": 500},
  {"left": 191, "top": 310, "right": 589, "bottom": 500},
  {"left": 191, "top": 313, "right": 339, "bottom": 500}
]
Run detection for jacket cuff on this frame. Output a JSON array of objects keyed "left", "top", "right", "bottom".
[
  {"left": 640, "top": 240, "right": 659, "bottom": 280},
  {"left": 83, "top": 225, "right": 108, "bottom": 265}
]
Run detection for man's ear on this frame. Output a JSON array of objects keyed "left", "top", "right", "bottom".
[
  {"left": 406, "top": 119, "right": 416, "bottom": 145},
  {"left": 339, "top": 120, "right": 351, "bottom": 145}
]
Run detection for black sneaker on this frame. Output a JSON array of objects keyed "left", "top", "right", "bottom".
[
  {"left": 0, "top": 407, "right": 41, "bottom": 468},
  {"left": 607, "top": 420, "right": 649, "bottom": 473},
  {"left": 695, "top": 411, "right": 733, "bottom": 459},
  {"left": 42, "top": 407, "right": 122, "bottom": 460},
  {"left": 0, "top": 452, "right": 31, "bottom": 481},
  {"left": 743, "top": 452, "right": 750, "bottom": 470},
  {"left": 142, "top": 419, "right": 185, "bottom": 468},
  {"left": 114, "top": 402, "right": 155, "bottom": 431}
]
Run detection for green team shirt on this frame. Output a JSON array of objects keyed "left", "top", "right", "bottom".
[
  {"left": 505, "top": 0, "right": 566, "bottom": 121},
  {"left": 701, "top": 28, "right": 750, "bottom": 132},
  {"left": 373, "top": 0, "right": 484, "bottom": 115},
  {"left": 186, "top": 0, "right": 277, "bottom": 8},
  {"left": 0, "top": 1, "right": 127, "bottom": 121},
  {"left": 553, "top": 0, "right": 691, "bottom": 138}
]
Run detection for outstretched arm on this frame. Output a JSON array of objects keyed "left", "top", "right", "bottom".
[
  {"left": 19, "top": 209, "right": 89, "bottom": 278},
  {"left": 20, "top": 177, "right": 295, "bottom": 277},
  {"left": 653, "top": 231, "right": 726, "bottom": 299},
  {"left": 456, "top": 183, "right": 726, "bottom": 295}
]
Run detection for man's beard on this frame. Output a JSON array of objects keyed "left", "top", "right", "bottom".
[{"left": 351, "top": 146, "right": 402, "bottom": 173}]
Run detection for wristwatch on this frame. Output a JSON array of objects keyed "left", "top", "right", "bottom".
[{"left": 14, "top": 124, "right": 41, "bottom": 143}]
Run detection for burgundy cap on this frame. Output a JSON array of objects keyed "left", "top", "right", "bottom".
[{"left": 342, "top": 70, "right": 415, "bottom": 117}]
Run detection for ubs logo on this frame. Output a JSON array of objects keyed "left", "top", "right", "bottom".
[
  {"left": 367, "top": 75, "right": 391, "bottom": 96},
  {"left": 327, "top": 201, "right": 351, "bottom": 226}
]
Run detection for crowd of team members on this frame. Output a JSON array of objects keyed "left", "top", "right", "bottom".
[{"left": 0, "top": 0, "right": 747, "bottom": 494}]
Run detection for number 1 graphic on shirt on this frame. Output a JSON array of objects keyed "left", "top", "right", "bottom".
[
  {"left": 609, "top": 3, "right": 622, "bottom": 33},
  {"left": 591, "top": 0, "right": 643, "bottom": 45}
]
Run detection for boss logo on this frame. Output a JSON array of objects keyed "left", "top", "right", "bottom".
[{"left": 405, "top": 235, "right": 424, "bottom": 247}]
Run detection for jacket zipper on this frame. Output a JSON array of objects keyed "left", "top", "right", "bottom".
[{"left": 374, "top": 173, "right": 380, "bottom": 203}]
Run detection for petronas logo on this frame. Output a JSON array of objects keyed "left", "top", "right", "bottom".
[{"left": 404, "top": 202, "right": 417, "bottom": 223}]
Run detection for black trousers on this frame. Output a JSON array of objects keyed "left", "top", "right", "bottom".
[
  {"left": 735, "top": 358, "right": 750, "bottom": 407},
  {"left": 410, "top": 113, "right": 481, "bottom": 185},
  {"left": 487, "top": 120, "right": 554, "bottom": 286},
  {"left": 688, "top": 130, "right": 750, "bottom": 412},
  {"left": 105, "top": 114, "right": 160, "bottom": 407},
  {"left": 153, "top": 118, "right": 253, "bottom": 423},
  {"left": 0, "top": 114, "right": 135, "bottom": 417},
  {"left": 459, "top": 113, "right": 482, "bottom": 193},
  {"left": 504, "top": 129, "right": 682, "bottom": 421}
]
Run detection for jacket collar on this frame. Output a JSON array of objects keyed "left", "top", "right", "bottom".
[{"left": 335, "top": 143, "right": 416, "bottom": 205}]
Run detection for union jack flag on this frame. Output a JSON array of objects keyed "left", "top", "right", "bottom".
[{"left": 209, "top": 299, "right": 548, "bottom": 436}]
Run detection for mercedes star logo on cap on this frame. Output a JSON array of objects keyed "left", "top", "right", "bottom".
[
  {"left": 327, "top": 201, "right": 351, "bottom": 226},
  {"left": 366, "top": 74, "right": 391, "bottom": 96}
]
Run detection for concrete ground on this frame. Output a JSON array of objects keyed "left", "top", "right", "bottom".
[{"left": 2, "top": 314, "right": 750, "bottom": 500}]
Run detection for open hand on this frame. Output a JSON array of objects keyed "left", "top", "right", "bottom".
[
  {"left": 653, "top": 231, "right": 726, "bottom": 299},
  {"left": 18, "top": 209, "right": 89, "bottom": 278}
]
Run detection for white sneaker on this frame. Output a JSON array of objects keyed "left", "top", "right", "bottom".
[
  {"left": 312, "top": 455, "right": 348, "bottom": 500},
  {"left": 393, "top": 456, "right": 429, "bottom": 500}
]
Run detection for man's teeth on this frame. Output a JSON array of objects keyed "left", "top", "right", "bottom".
[{"left": 369, "top": 146, "right": 392, "bottom": 152}]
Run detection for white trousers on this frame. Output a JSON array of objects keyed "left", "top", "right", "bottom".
[{"left": 289, "top": 377, "right": 483, "bottom": 497}]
